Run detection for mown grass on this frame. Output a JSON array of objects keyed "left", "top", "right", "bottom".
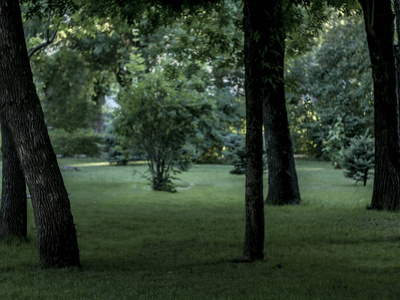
[{"left": 1, "top": 158, "right": 400, "bottom": 299}]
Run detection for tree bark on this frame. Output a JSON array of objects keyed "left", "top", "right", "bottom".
[
  {"left": 359, "top": 0, "right": 400, "bottom": 210},
  {"left": 394, "top": 0, "right": 400, "bottom": 135},
  {"left": 242, "top": 0, "right": 265, "bottom": 261},
  {"left": 263, "top": 0, "right": 301, "bottom": 206},
  {"left": 0, "top": 117, "right": 27, "bottom": 238},
  {"left": 0, "top": 0, "right": 80, "bottom": 267}
]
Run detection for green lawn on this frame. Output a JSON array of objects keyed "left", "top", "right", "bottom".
[{"left": 1, "top": 158, "right": 400, "bottom": 299}]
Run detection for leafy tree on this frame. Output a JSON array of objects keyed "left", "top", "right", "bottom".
[
  {"left": 341, "top": 132, "right": 374, "bottom": 186},
  {"left": 114, "top": 63, "right": 211, "bottom": 191},
  {"left": 33, "top": 49, "right": 97, "bottom": 132},
  {"left": 286, "top": 11, "right": 373, "bottom": 161},
  {"left": 0, "top": 0, "right": 80, "bottom": 267}
]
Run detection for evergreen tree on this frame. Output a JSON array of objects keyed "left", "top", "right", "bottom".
[{"left": 341, "top": 133, "right": 374, "bottom": 186}]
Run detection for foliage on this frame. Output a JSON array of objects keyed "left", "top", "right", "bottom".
[
  {"left": 49, "top": 129, "right": 101, "bottom": 157},
  {"left": 192, "top": 87, "right": 244, "bottom": 164},
  {"left": 341, "top": 132, "right": 374, "bottom": 186},
  {"left": 25, "top": 0, "right": 245, "bottom": 167},
  {"left": 224, "top": 133, "right": 267, "bottom": 175},
  {"left": 114, "top": 63, "right": 212, "bottom": 192},
  {"left": 127, "top": 4, "right": 246, "bottom": 165},
  {"left": 229, "top": 146, "right": 247, "bottom": 174},
  {"left": 109, "top": 12, "right": 245, "bottom": 173},
  {"left": 322, "top": 116, "right": 345, "bottom": 168},
  {"left": 223, "top": 133, "right": 245, "bottom": 174},
  {"left": 32, "top": 49, "right": 97, "bottom": 132},
  {"left": 286, "top": 11, "right": 373, "bottom": 160},
  {"left": 101, "top": 132, "right": 131, "bottom": 165}
]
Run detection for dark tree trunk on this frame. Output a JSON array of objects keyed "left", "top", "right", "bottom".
[
  {"left": 394, "top": 0, "right": 400, "bottom": 135},
  {"left": 93, "top": 92, "right": 106, "bottom": 134},
  {"left": 359, "top": 0, "right": 400, "bottom": 210},
  {"left": 0, "top": 118, "right": 27, "bottom": 238},
  {"left": 242, "top": 0, "right": 265, "bottom": 261},
  {"left": 363, "top": 169, "right": 368, "bottom": 187},
  {"left": 0, "top": 0, "right": 80, "bottom": 267},
  {"left": 263, "top": 0, "right": 301, "bottom": 206}
]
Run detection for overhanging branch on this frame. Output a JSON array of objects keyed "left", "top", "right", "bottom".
[{"left": 27, "top": 21, "right": 61, "bottom": 59}]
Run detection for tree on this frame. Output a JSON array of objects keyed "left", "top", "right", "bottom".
[
  {"left": 0, "top": 0, "right": 72, "bottom": 239},
  {"left": 0, "top": 118, "right": 27, "bottom": 238},
  {"left": 263, "top": 0, "right": 301, "bottom": 205},
  {"left": 341, "top": 133, "right": 374, "bottom": 186},
  {"left": 286, "top": 11, "right": 373, "bottom": 163},
  {"left": 395, "top": 0, "right": 400, "bottom": 137},
  {"left": 114, "top": 59, "right": 214, "bottom": 191},
  {"left": 0, "top": 0, "right": 80, "bottom": 267},
  {"left": 242, "top": 0, "right": 265, "bottom": 261},
  {"left": 33, "top": 49, "right": 97, "bottom": 132},
  {"left": 358, "top": 0, "right": 400, "bottom": 210}
]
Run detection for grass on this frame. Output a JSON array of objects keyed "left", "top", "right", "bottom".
[{"left": 1, "top": 158, "right": 400, "bottom": 299}]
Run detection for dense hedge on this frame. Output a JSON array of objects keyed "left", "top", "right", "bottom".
[{"left": 49, "top": 129, "right": 101, "bottom": 157}]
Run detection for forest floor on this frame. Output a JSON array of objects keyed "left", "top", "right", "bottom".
[{"left": 1, "top": 158, "right": 399, "bottom": 299}]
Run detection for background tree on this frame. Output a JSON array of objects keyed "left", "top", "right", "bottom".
[
  {"left": 34, "top": 49, "right": 97, "bottom": 131},
  {"left": 286, "top": 10, "right": 373, "bottom": 163},
  {"left": 112, "top": 35, "right": 244, "bottom": 189},
  {"left": 341, "top": 132, "right": 374, "bottom": 186}
]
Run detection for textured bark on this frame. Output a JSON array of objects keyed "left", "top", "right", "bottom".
[
  {"left": 0, "top": 0, "right": 80, "bottom": 267},
  {"left": 0, "top": 118, "right": 27, "bottom": 238},
  {"left": 359, "top": 0, "right": 400, "bottom": 210},
  {"left": 263, "top": 0, "right": 301, "bottom": 206},
  {"left": 242, "top": 0, "right": 265, "bottom": 261},
  {"left": 394, "top": 0, "right": 400, "bottom": 135}
]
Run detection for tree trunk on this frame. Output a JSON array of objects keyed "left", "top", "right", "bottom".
[
  {"left": 242, "top": 0, "right": 265, "bottom": 261},
  {"left": 0, "top": 0, "right": 80, "bottom": 267},
  {"left": 263, "top": 0, "right": 301, "bottom": 206},
  {"left": 394, "top": 0, "right": 400, "bottom": 135},
  {"left": 359, "top": 0, "right": 400, "bottom": 210},
  {"left": 0, "top": 118, "right": 27, "bottom": 238},
  {"left": 93, "top": 92, "right": 106, "bottom": 134}
]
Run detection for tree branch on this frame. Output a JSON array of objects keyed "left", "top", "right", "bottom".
[{"left": 28, "top": 21, "right": 61, "bottom": 59}]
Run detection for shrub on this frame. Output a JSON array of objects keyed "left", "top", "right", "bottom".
[
  {"left": 49, "top": 129, "right": 101, "bottom": 157},
  {"left": 114, "top": 73, "right": 203, "bottom": 192},
  {"left": 230, "top": 146, "right": 247, "bottom": 174},
  {"left": 341, "top": 132, "right": 374, "bottom": 186},
  {"left": 226, "top": 134, "right": 267, "bottom": 175},
  {"left": 101, "top": 132, "right": 132, "bottom": 165}
]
